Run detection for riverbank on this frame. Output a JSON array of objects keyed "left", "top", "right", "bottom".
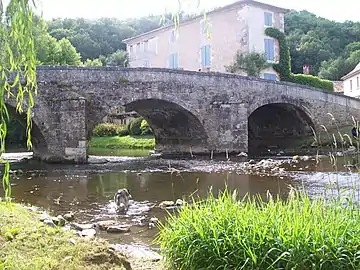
[
  {"left": 89, "top": 135, "right": 155, "bottom": 150},
  {"left": 0, "top": 202, "right": 130, "bottom": 269},
  {"left": 0, "top": 202, "right": 164, "bottom": 270}
]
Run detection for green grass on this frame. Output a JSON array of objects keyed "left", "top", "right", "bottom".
[
  {"left": 156, "top": 188, "right": 360, "bottom": 270},
  {"left": 89, "top": 135, "right": 155, "bottom": 149},
  {"left": 0, "top": 202, "right": 130, "bottom": 270}
]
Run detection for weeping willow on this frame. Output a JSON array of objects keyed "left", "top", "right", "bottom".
[{"left": 0, "top": 0, "right": 37, "bottom": 200}]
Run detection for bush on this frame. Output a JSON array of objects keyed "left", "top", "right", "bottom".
[
  {"left": 128, "top": 117, "right": 143, "bottom": 136},
  {"left": 92, "top": 123, "right": 128, "bottom": 137},
  {"left": 140, "top": 119, "right": 152, "bottom": 135},
  {"left": 93, "top": 123, "right": 118, "bottom": 137},
  {"left": 156, "top": 188, "right": 360, "bottom": 269},
  {"left": 290, "top": 74, "right": 334, "bottom": 91},
  {"left": 117, "top": 126, "right": 129, "bottom": 136}
]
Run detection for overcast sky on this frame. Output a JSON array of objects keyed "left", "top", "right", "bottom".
[{"left": 36, "top": 0, "right": 359, "bottom": 22}]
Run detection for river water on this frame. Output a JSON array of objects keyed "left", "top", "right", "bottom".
[{"left": 2, "top": 148, "right": 360, "bottom": 248}]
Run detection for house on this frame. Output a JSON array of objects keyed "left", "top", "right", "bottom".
[
  {"left": 122, "top": 0, "right": 289, "bottom": 81},
  {"left": 342, "top": 63, "right": 360, "bottom": 97}
]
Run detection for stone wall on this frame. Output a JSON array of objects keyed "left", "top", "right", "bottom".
[{"left": 7, "top": 66, "right": 360, "bottom": 163}]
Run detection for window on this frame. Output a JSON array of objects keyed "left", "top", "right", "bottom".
[
  {"left": 357, "top": 76, "right": 359, "bottom": 89},
  {"left": 350, "top": 80, "right": 353, "bottom": 91},
  {"left": 169, "top": 53, "right": 179, "bottom": 69},
  {"left": 264, "top": 73, "right": 277, "bottom": 81},
  {"left": 201, "top": 45, "right": 211, "bottom": 67},
  {"left": 264, "top": 38, "right": 275, "bottom": 61},
  {"left": 144, "top": 40, "right": 149, "bottom": 52},
  {"left": 264, "top": 12, "right": 273, "bottom": 27}
]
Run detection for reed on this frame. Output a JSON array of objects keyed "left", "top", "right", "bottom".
[{"left": 156, "top": 187, "right": 360, "bottom": 270}]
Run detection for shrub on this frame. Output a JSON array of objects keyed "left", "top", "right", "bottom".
[
  {"left": 225, "top": 51, "right": 269, "bottom": 77},
  {"left": 156, "top": 188, "right": 360, "bottom": 270},
  {"left": 128, "top": 117, "right": 143, "bottom": 136},
  {"left": 93, "top": 123, "right": 128, "bottom": 137},
  {"left": 290, "top": 74, "right": 334, "bottom": 91},
  {"left": 140, "top": 119, "right": 152, "bottom": 135},
  {"left": 117, "top": 126, "right": 129, "bottom": 136},
  {"left": 93, "top": 123, "right": 119, "bottom": 137}
]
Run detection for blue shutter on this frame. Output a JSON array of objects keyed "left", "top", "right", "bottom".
[
  {"left": 169, "top": 54, "right": 173, "bottom": 68},
  {"left": 201, "top": 46, "right": 205, "bottom": 66},
  {"left": 264, "top": 39, "right": 274, "bottom": 61},
  {"left": 269, "top": 40, "right": 274, "bottom": 61},
  {"left": 202, "top": 45, "right": 210, "bottom": 66},
  {"left": 174, "top": 53, "right": 178, "bottom": 69}
]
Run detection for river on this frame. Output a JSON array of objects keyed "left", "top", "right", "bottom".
[{"left": 1, "top": 149, "right": 360, "bottom": 249}]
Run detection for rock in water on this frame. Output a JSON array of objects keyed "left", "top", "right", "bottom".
[
  {"left": 159, "top": 201, "right": 175, "bottom": 208},
  {"left": 52, "top": 215, "right": 66, "bottom": 226},
  {"left": 96, "top": 220, "right": 116, "bottom": 231},
  {"left": 107, "top": 226, "right": 131, "bottom": 234},
  {"left": 43, "top": 218, "right": 56, "bottom": 227},
  {"left": 71, "top": 223, "right": 94, "bottom": 231},
  {"left": 175, "top": 199, "right": 184, "bottom": 206},
  {"left": 109, "top": 244, "right": 162, "bottom": 262},
  {"left": 80, "top": 229, "right": 96, "bottom": 239},
  {"left": 63, "top": 212, "right": 75, "bottom": 221}
]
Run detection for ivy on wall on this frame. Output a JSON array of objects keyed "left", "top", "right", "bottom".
[{"left": 265, "top": 27, "right": 334, "bottom": 92}]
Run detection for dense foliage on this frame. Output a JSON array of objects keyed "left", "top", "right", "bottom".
[
  {"left": 157, "top": 188, "right": 360, "bottom": 269},
  {"left": 128, "top": 117, "right": 144, "bottom": 136},
  {"left": 285, "top": 10, "right": 360, "bottom": 80},
  {"left": 46, "top": 12, "right": 195, "bottom": 62},
  {"left": 266, "top": 27, "right": 334, "bottom": 91},
  {"left": 225, "top": 51, "right": 269, "bottom": 77},
  {"left": 92, "top": 123, "right": 128, "bottom": 137}
]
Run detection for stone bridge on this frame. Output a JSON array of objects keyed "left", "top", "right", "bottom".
[{"left": 7, "top": 66, "right": 360, "bottom": 163}]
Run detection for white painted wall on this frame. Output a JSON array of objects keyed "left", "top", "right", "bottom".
[
  {"left": 247, "top": 5, "right": 278, "bottom": 79},
  {"left": 344, "top": 74, "right": 360, "bottom": 97}
]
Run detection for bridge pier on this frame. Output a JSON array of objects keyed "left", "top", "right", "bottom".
[{"left": 32, "top": 95, "right": 88, "bottom": 164}]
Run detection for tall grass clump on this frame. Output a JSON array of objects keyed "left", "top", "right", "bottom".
[{"left": 156, "top": 188, "right": 360, "bottom": 270}]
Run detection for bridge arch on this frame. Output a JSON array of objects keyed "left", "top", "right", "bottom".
[
  {"left": 124, "top": 98, "right": 208, "bottom": 155},
  {"left": 248, "top": 101, "right": 315, "bottom": 156},
  {"left": 4, "top": 103, "right": 48, "bottom": 154}
]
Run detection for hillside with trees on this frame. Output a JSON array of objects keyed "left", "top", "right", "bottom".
[{"left": 285, "top": 10, "right": 360, "bottom": 80}]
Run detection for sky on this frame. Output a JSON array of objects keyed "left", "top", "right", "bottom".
[{"left": 37, "top": 0, "right": 359, "bottom": 22}]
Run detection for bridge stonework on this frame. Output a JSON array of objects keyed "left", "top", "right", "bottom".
[{"left": 9, "top": 66, "right": 360, "bottom": 163}]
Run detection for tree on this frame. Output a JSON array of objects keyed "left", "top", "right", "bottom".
[
  {"left": 0, "top": 0, "right": 37, "bottom": 200},
  {"left": 57, "top": 38, "right": 82, "bottom": 66},
  {"left": 83, "top": 58, "right": 103, "bottom": 67},
  {"left": 285, "top": 10, "right": 360, "bottom": 79},
  {"left": 225, "top": 51, "right": 269, "bottom": 77},
  {"left": 104, "top": 50, "right": 128, "bottom": 67}
]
